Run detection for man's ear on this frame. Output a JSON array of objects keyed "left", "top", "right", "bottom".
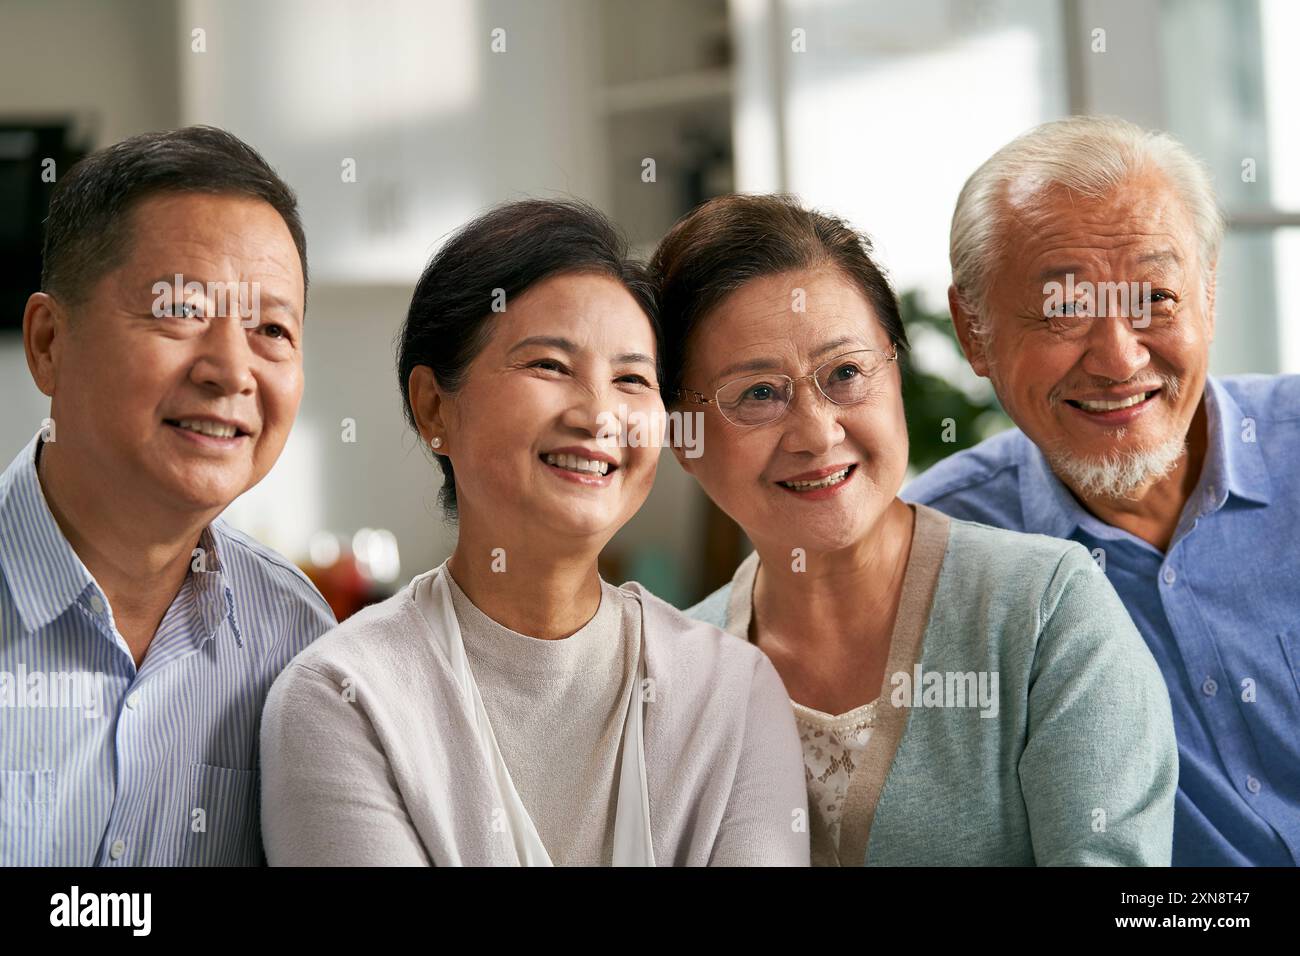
[
  {"left": 24, "top": 292, "right": 65, "bottom": 398},
  {"left": 948, "top": 284, "right": 991, "bottom": 378},
  {"left": 407, "top": 365, "right": 451, "bottom": 452},
  {"left": 1203, "top": 266, "right": 1218, "bottom": 343}
]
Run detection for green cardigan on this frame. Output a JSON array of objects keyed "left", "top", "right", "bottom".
[{"left": 686, "top": 504, "right": 1177, "bottom": 866}]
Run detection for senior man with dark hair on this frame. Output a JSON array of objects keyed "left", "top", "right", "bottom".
[
  {"left": 905, "top": 115, "right": 1299, "bottom": 866},
  {"left": 0, "top": 126, "right": 335, "bottom": 865}
]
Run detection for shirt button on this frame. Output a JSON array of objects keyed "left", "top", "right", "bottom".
[
  {"left": 88, "top": 594, "right": 106, "bottom": 614},
  {"left": 125, "top": 692, "right": 141, "bottom": 710},
  {"left": 1162, "top": 566, "right": 1177, "bottom": 585},
  {"left": 109, "top": 839, "right": 125, "bottom": 860},
  {"left": 1246, "top": 776, "right": 1262, "bottom": 795},
  {"left": 1202, "top": 678, "right": 1218, "bottom": 697}
]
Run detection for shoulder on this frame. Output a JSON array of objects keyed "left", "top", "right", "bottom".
[
  {"left": 929, "top": 512, "right": 1117, "bottom": 648},
  {"left": 620, "top": 581, "right": 773, "bottom": 694},
  {"left": 943, "top": 512, "right": 1090, "bottom": 581},
  {"left": 210, "top": 518, "right": 335, "bottom": 628},
  {"left": 279, "top": 584, "right": 427, "bottom": 683},
  {"left": 901, "top": 428, "right": 1030, "bottom": 526},
  {"left": 1217, "top": 373, "right": 1300, "bottom": 423}
]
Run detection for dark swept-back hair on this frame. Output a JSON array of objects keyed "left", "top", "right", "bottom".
[
  {"left": 42, "top": 125, "right": 308, "bottom": 305},
  {"left": 396, "top": 198, "right": 659, "bottom": 519},
  {"left": 650, "top": 193, "right": 908, "bottom": 400}
]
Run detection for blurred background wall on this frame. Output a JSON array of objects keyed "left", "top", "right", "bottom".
[{"left": 1, "top": 0, "right": 1296, "bottom": 613}]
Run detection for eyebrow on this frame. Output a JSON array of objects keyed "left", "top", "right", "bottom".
[
  {"left": 507, "top": 335, "right": 655, "bottom": 366},
  {"left": 1036, "top": 250, "right": 1184, "bottom": 283},
  {"left": 713, "top": 336, "right": 860, "bottom": 381},
  {"left": 1137, "top": 249, "right": 1183, "bottom": 269},
  {"left": 1036, "top": 265, "right": 1084, "bottom": 283}
]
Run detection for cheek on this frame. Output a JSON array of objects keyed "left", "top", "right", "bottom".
[
  {"left": 449, "top": 428, "right": 520, "bottom": 503},
  {"left": 258, "top": 363, "right": 303, "bottom": 424},
  {"left": 81, "top": 335, "right": 182, "bottom": 421},
  {"left": 622, "top": 445, "right": 661, "bottom": 496},
  {"left": 999, "top": 340, "right": 1073, "bottom": 402},
  {"left": 454, "top": 377, "right": 539, "bottom": 445},
  {"left": 848, "top": 405, "right": 908, "bottom": 474},
  {"left": 693, "top": 424, "right": 772, "bottom": 505},
  {"left": 1157, "top": 323, "right": 1208, "bottom": 373}
]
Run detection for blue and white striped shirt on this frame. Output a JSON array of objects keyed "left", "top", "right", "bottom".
[{"left": 0, "top": 432, "right": 336, "bottom": 866}]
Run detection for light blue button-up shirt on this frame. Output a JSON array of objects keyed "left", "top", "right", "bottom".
[
  {"left": 0, "top": 432, "right": 336, "bottom": 865},
  {"left": 903, "top": 374, "right": 1300, "bottom": 866}
]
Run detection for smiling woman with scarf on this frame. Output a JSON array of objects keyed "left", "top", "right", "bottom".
[{"left": 258, "top": 200, "right": 809, "bottom": 866}]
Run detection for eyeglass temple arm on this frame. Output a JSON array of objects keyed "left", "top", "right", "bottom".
[{"left": 676, "top": 388, "right": 714, "bottom": 406}]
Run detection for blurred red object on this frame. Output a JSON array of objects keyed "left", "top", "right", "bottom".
[{"left": 303, "top": 551, "right": 385, "bottom": 623}]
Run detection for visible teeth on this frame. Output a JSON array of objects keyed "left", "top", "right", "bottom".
[
  {"left": 781, "top": 467, "right": 851, "bottom": 491},
  {"left": 1076, "top": 392, "right": 1151, "bottom": 412},
  {"left": 543, "top": 453, "right": 610, "bottom": 475},
  {"left": 176, "top": 419, "right": 238, "bottom": 438}
]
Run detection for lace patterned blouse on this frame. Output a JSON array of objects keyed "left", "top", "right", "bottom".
[{"left": 793, "top": 697, "right": 880, "bottom": 854}]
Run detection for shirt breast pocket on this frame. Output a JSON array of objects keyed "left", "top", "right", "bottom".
[
  {"left": 181, "top": 763, "right": 262, "bottom": 866},
  {"left": 0, "top": 769, "right": 54, "bottom": 866}
]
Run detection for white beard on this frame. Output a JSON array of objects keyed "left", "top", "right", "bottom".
[{"left": 1046, "top": 432, "right": 1188, "bottom": 500}]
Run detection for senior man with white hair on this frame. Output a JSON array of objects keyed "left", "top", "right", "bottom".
[{"left": 904, "top": 115, "right": 1300, "bottom": 867}]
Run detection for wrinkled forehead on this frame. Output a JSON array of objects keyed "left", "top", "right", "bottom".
[{"left": 997, "top": 177, "right": 1202, "bottom": 283}]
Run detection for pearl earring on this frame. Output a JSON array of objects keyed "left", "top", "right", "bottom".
[{"left": 431, "top": 436, "right": 443, "bottom": 450}]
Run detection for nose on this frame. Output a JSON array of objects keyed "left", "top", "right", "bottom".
[
  {"left": 191, "top": 316, "right": 257, "bottom": 396},
  {"left": 1080, "top": 315, "right": 1150, "bottom": 383},
  {"left": 778, "top": 378, "right": 845, "bottom": 456},
  {"left": 558, "top": 376, "right": 620, "bottom": 442}
]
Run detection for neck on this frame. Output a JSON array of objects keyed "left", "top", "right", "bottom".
[
  {"left": 751, "top": 497, "right": 914, "bottom": 650},
  {"left": 447, "top": 513, "right": 604, "bottom": 640},
  {"left": 37, "top": 440, "right": 212, "bottom": 658},
  {"left": 1068, "top": 398, "right": 1209, "bottom": 552}
]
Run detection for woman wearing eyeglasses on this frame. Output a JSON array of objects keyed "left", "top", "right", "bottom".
[
  {"left": 652, "top": 194, "right": 1177, "bottom": 866},
  {"left": 259, "top": 200, "right": 809, "bottom": 866}
]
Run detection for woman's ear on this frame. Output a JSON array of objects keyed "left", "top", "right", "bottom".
[
  {"left": 407, "top": 365, "right": 449, "bottom": 452},
  {"left": 667, "top": 410, "right": 698, "bottom": 476}
]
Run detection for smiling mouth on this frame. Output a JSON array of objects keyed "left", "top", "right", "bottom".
[
  {"left": 777, "top": 464, "right": 856, "bottom": 491},
  {"left": 164, "top": 418, "right": 250, "bottom": 439},
  {"left": 539, "top": 452, "right": 617, "bottom": 476},
  {"left": 1065, "top": 390, "right": 1160, "bottom": 412}
]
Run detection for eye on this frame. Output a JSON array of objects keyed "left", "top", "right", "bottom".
[
  {"left": 528, "top": 358, "right": 569, "bottom": 374},
  {"left": 261, "top": 322, "right": 291, "bottom": 341},
  {"left": 745, "top": 383, "right": 780, "bottom": 402},
  {"left": 829, "top": 362, "right": 861, "bottom": 382},
  {"left": 616, "top": 373, "right": 653, "bottom": 388},
  {"left": 169, "top": 301, "right": 203, "bottom": 319}
]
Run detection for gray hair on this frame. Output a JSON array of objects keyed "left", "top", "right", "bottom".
[{"left": 949, "top": 115, "right": 1225, "bottom": 332}]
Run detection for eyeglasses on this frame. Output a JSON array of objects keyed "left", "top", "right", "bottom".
[{"left": 678, "top": 347, "right": 898, "bottom": 427}]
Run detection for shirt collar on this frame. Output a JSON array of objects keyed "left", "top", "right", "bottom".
[
  {"left": 1203, "top": 376, "right": 1271, "bottom": 506},
  {"left": 0, "top": 430, "right": 240, "bottom": 646},
  {"left": 1015, "top": 375, "right": 1272, "bottom": 541},
  {"left": 192, "top": 523, "right": 241, "bottom": 649}
]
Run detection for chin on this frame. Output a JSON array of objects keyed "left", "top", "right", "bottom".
[
  {"left": 773, "top": 508, "right": 867, "bottom": 554},
  {"left": 159, "top": 468, "right": 250, "bottom": 511},
  {"left": 535, "top": 499, "right": 625, "bottom": 541}
]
